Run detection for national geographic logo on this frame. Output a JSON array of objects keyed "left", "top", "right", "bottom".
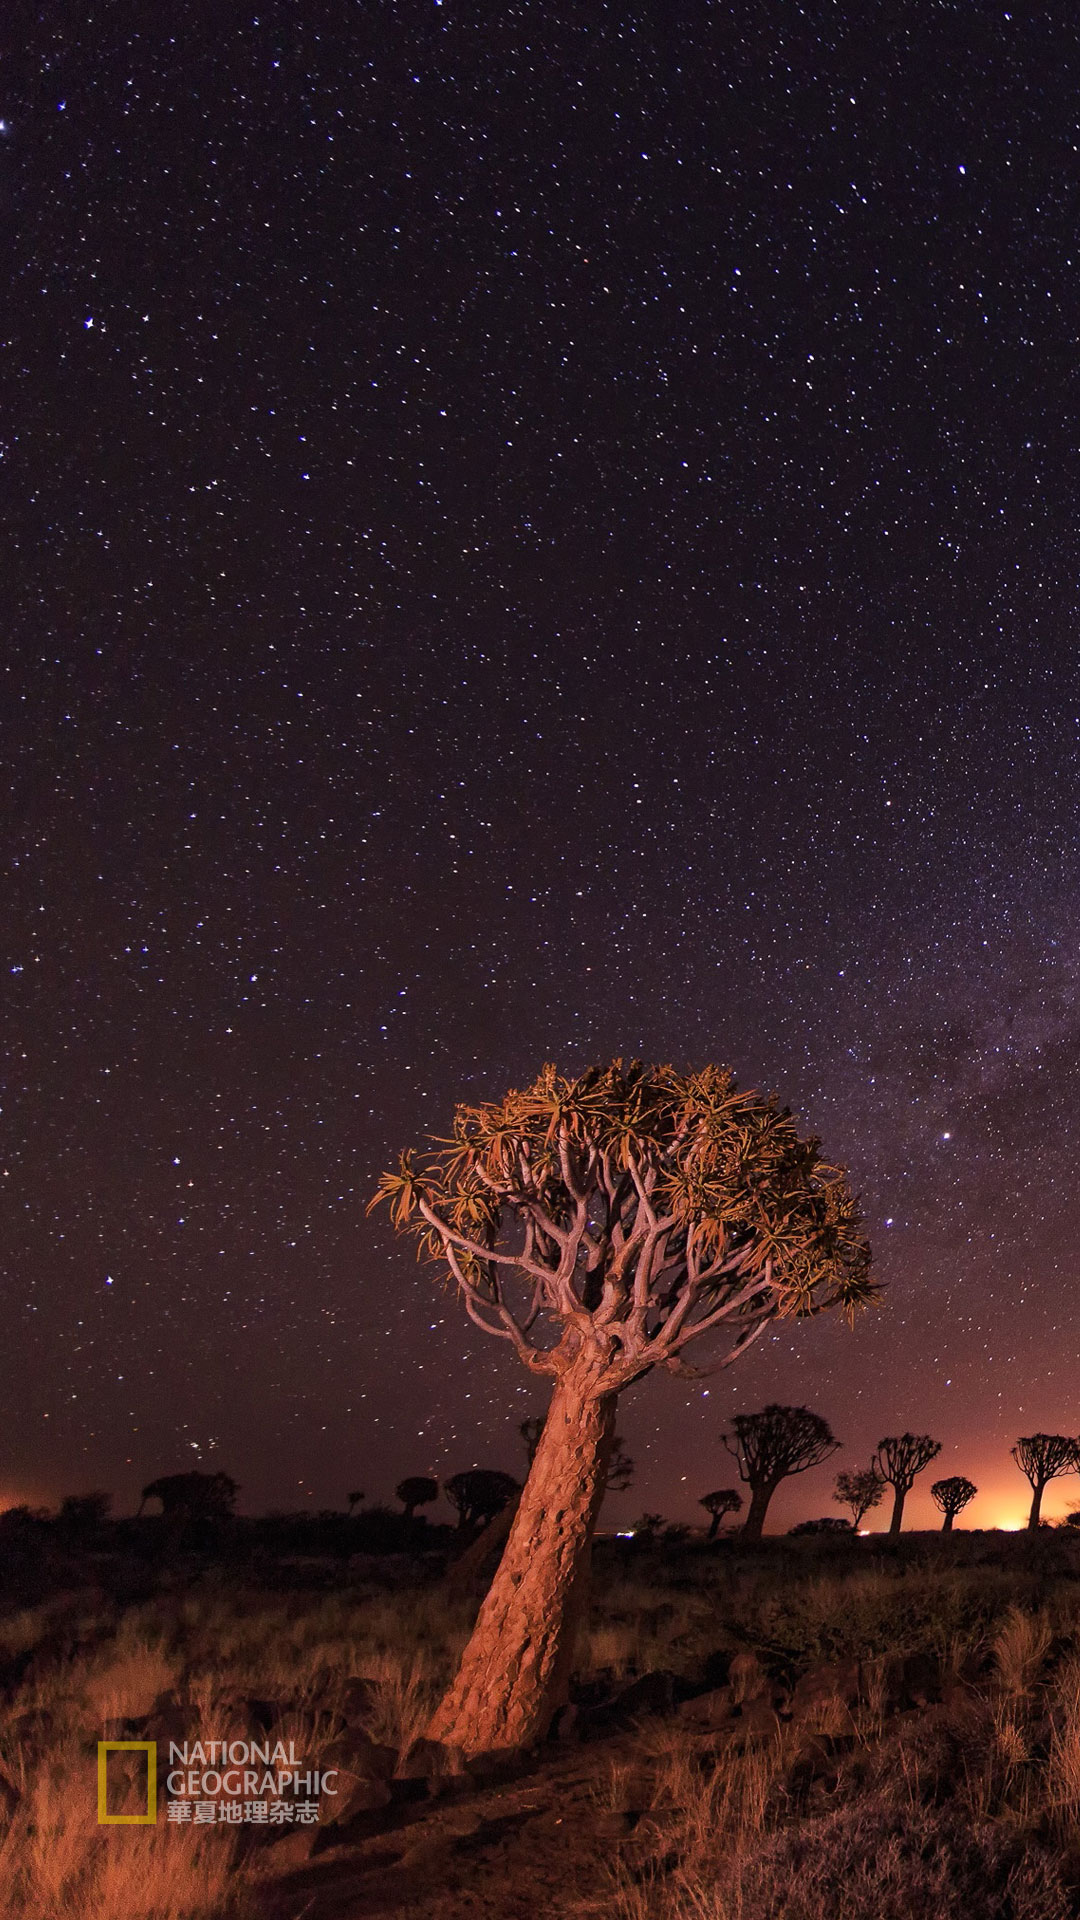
[{"left": 97, "top": 1736, "right": 336, "bottom": 1826}]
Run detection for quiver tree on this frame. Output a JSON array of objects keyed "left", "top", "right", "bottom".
[
  {"left": 872, "top": 1434, "right": 941, "bottom": 1534},
  {"left": 395, "top": 1475, "right": 439, "bottom": 1521},
  {"left": 443, "top": 1469, "right": 519, "bottom": 1533},
  {"left": 723, "top": 1404, "right": 840, "bottom": 1541},
  {"left": 931, "top": 1475, "right": 977, "bottom": 1532},
  {"left": 700, "top": 1488, "right": 743, "bottom": 1539},
  {"left": 138, "top": 1470, "right": 238, "bottom": 1522},
  {"left": 347, "top": 1489, "right": 365, "bottom": 1513},
  {"left": 371, "top": 1058, "right": 873, "bottom": 1754},
  {"left": 834, "top": 1467, "right": 884, "bottom": 1529},
  {"left": 1011, "top": 1435, "right": 1079, "bottom": 1530}
]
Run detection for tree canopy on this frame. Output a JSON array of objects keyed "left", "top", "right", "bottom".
[
  {"left": 1012, "top": 1435, "right": 1079, "bottom": 1529},
  {"left": 834, "top": 1467, "right": 884, "bottom": 1527},
  {"left": 931, "top": 1475, "right": 977, "bottom": 1529},
  {"left": 443, "top": 1468, "right": 519, "bottom": 1531},
  {"left": 372, "top": 1060, "right": 875, "bottom": 1387}
]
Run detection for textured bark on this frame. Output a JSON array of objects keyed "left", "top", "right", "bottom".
[
  {"left": 888, "top": 1486, "right": 906, "bottom": 1535},
  {"left": 741, "top": 1483, "right": 775, "bottom": 1543},
  {"left": 426, "top": 1355, "right": 616, "bottom": 1754}
]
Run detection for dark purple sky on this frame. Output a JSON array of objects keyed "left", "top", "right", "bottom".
[{"left": 7, "top": 4, "right": 1080, "bottom": 1532}]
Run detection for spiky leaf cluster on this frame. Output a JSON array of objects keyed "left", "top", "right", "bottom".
[{"left": 371, "top": 1060, "right": 874, "bottom": 1383}]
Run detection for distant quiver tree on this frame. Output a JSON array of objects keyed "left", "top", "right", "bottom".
[
  {"left": 371, "top": 1058, "right": 873, "bottom": 1754},
  {"left": 395, "top": 1475, "right": 439, "bottom": 1521},
  {"left": 138, "top": 1470, "right": 237, "bottom": 1521},
  {"left": 699, "top": 1488, "right": 743, "bottom": 1539},
  {"left": 930, "top": 1476, "right": 977, "bottom": 1532},
  {"left": 443, "top": 1468, "right": 519, "bottom": 1532},
  {"left": 873, "top": 1434, "right": 941, "bottom": 1534},
  {"left": 834, "top": 1467, "right": 884, "bottom": 1529},
  {"left": 1012, "top": 1435, "right": 1079, "bottom": 1530},
  {"left": 723, "top": 1404, "right": 840, "bottom": 1541}
]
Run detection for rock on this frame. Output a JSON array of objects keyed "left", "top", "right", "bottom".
[
  {"left": 395, "top": 1736, "right": 465, "bottom": 1780},
  {"left": 729, "top": 1651, "right": 770, "bottom": 1703},
  {"left": 267, "top": 1825, "right": 318, "bottom": 1869},
  {"left": 320, "top": 1728, "right": 397, "bottom": 1780},
  {"left": 789, "top": 1661, "right": 862, "bottom": 1726},
  {"left": 678, "top": 1685, "right": 736, "bottom": 1729},
  {"left": 319, "top": 1771, "right": 392, "bottom": 1825},
  {"left": 579, "top": 1670, "right": 677, "bottom": 1735},
  {"left": 464, "top": 1747, "right": 525, "bottom": 1786},
  {"left": 609, "top": 1670, "right": 675, "bottom": 1722}
]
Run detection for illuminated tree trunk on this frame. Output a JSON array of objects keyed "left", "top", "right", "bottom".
[
  {"left": 888, "top": 1486, "right": 906, "bottom": 1535},
  {"left": 741, "top": 1484, "right": 777, "bottom": 1542},
  {"left": 426, "top": 1354, "right": 616, "bottom": 1755}
]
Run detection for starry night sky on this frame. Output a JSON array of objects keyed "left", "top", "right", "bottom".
[{"left": 7, "top": 4, "right": 1080, "bottom": 1532}]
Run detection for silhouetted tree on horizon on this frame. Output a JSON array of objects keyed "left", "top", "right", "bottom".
[
  {"left": 873, "top": 1434, "right": 941, "bottom": 1534},
  {"left": 931, "top": 1475, "right": 977, "bottom": 1531},
  {"left": 1012, "top": 1435, "right": 1079, "bottom": 1530},
  {"left": 57, "top": 1491, "right": 111, "bottom": 1535},
  {"left": 443, "top": 1468, "right": 519, "bottom": 1533},
  {"left": 723, "top": 1405, "right": 840, "bottom": 1541},
  {"left": 699, "top": 1488, "right": 742, "bottom": 1539},
  {"left": 138, "top": 1470, "right": 237, "bottom": 1521},
  {"left": 347, "top": 1489, "right": 365, "bottom": 1513},
  {"left": 834, "top": 1467, "right": 884, "bottom": 1528},
  {"left": 395, "top": 1475, "right": 439, "bottom": 1520},
  {"left": 373, "top": 1058, "right": 873, "bottom": 1754}
]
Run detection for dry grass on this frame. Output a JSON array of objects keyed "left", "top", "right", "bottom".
[
  {"left": 991, "top": 1604, "right": 1053, "bottom": 1696},
  {"left": 0, "top": 1693, "right": 246, "bottom": 1920},
  {"left": 3, "top": 1541, "right": 1080, "bottom": 1917}
]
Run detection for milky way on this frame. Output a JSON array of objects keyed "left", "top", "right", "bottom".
[{"left": 7, "top": 7, "right": 1080, "bottom": 1530}]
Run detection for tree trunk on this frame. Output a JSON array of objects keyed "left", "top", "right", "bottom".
[
  {"left": 741, "top": 1482, "right": 775, "bottom": 1542},
  {"left": 707, "top": 1512, "right": 720, "bottom": 1542},
  {"left": 941, "top": 1510, "right": 954, "bottom": 1533},
  {"left": 888, "top": 1485, "right": 905, "bottom": 1535},
  {"left": 426, "top": 1354, "right": 616, "bottom": 1755},
  {"left": 1028, "top": 1482, "right": 1045, "bottom": 1530}
]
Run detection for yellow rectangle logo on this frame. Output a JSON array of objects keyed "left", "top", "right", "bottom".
[{"left": 97, "top": 1741, "right": 157, "bottom": 1824}]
